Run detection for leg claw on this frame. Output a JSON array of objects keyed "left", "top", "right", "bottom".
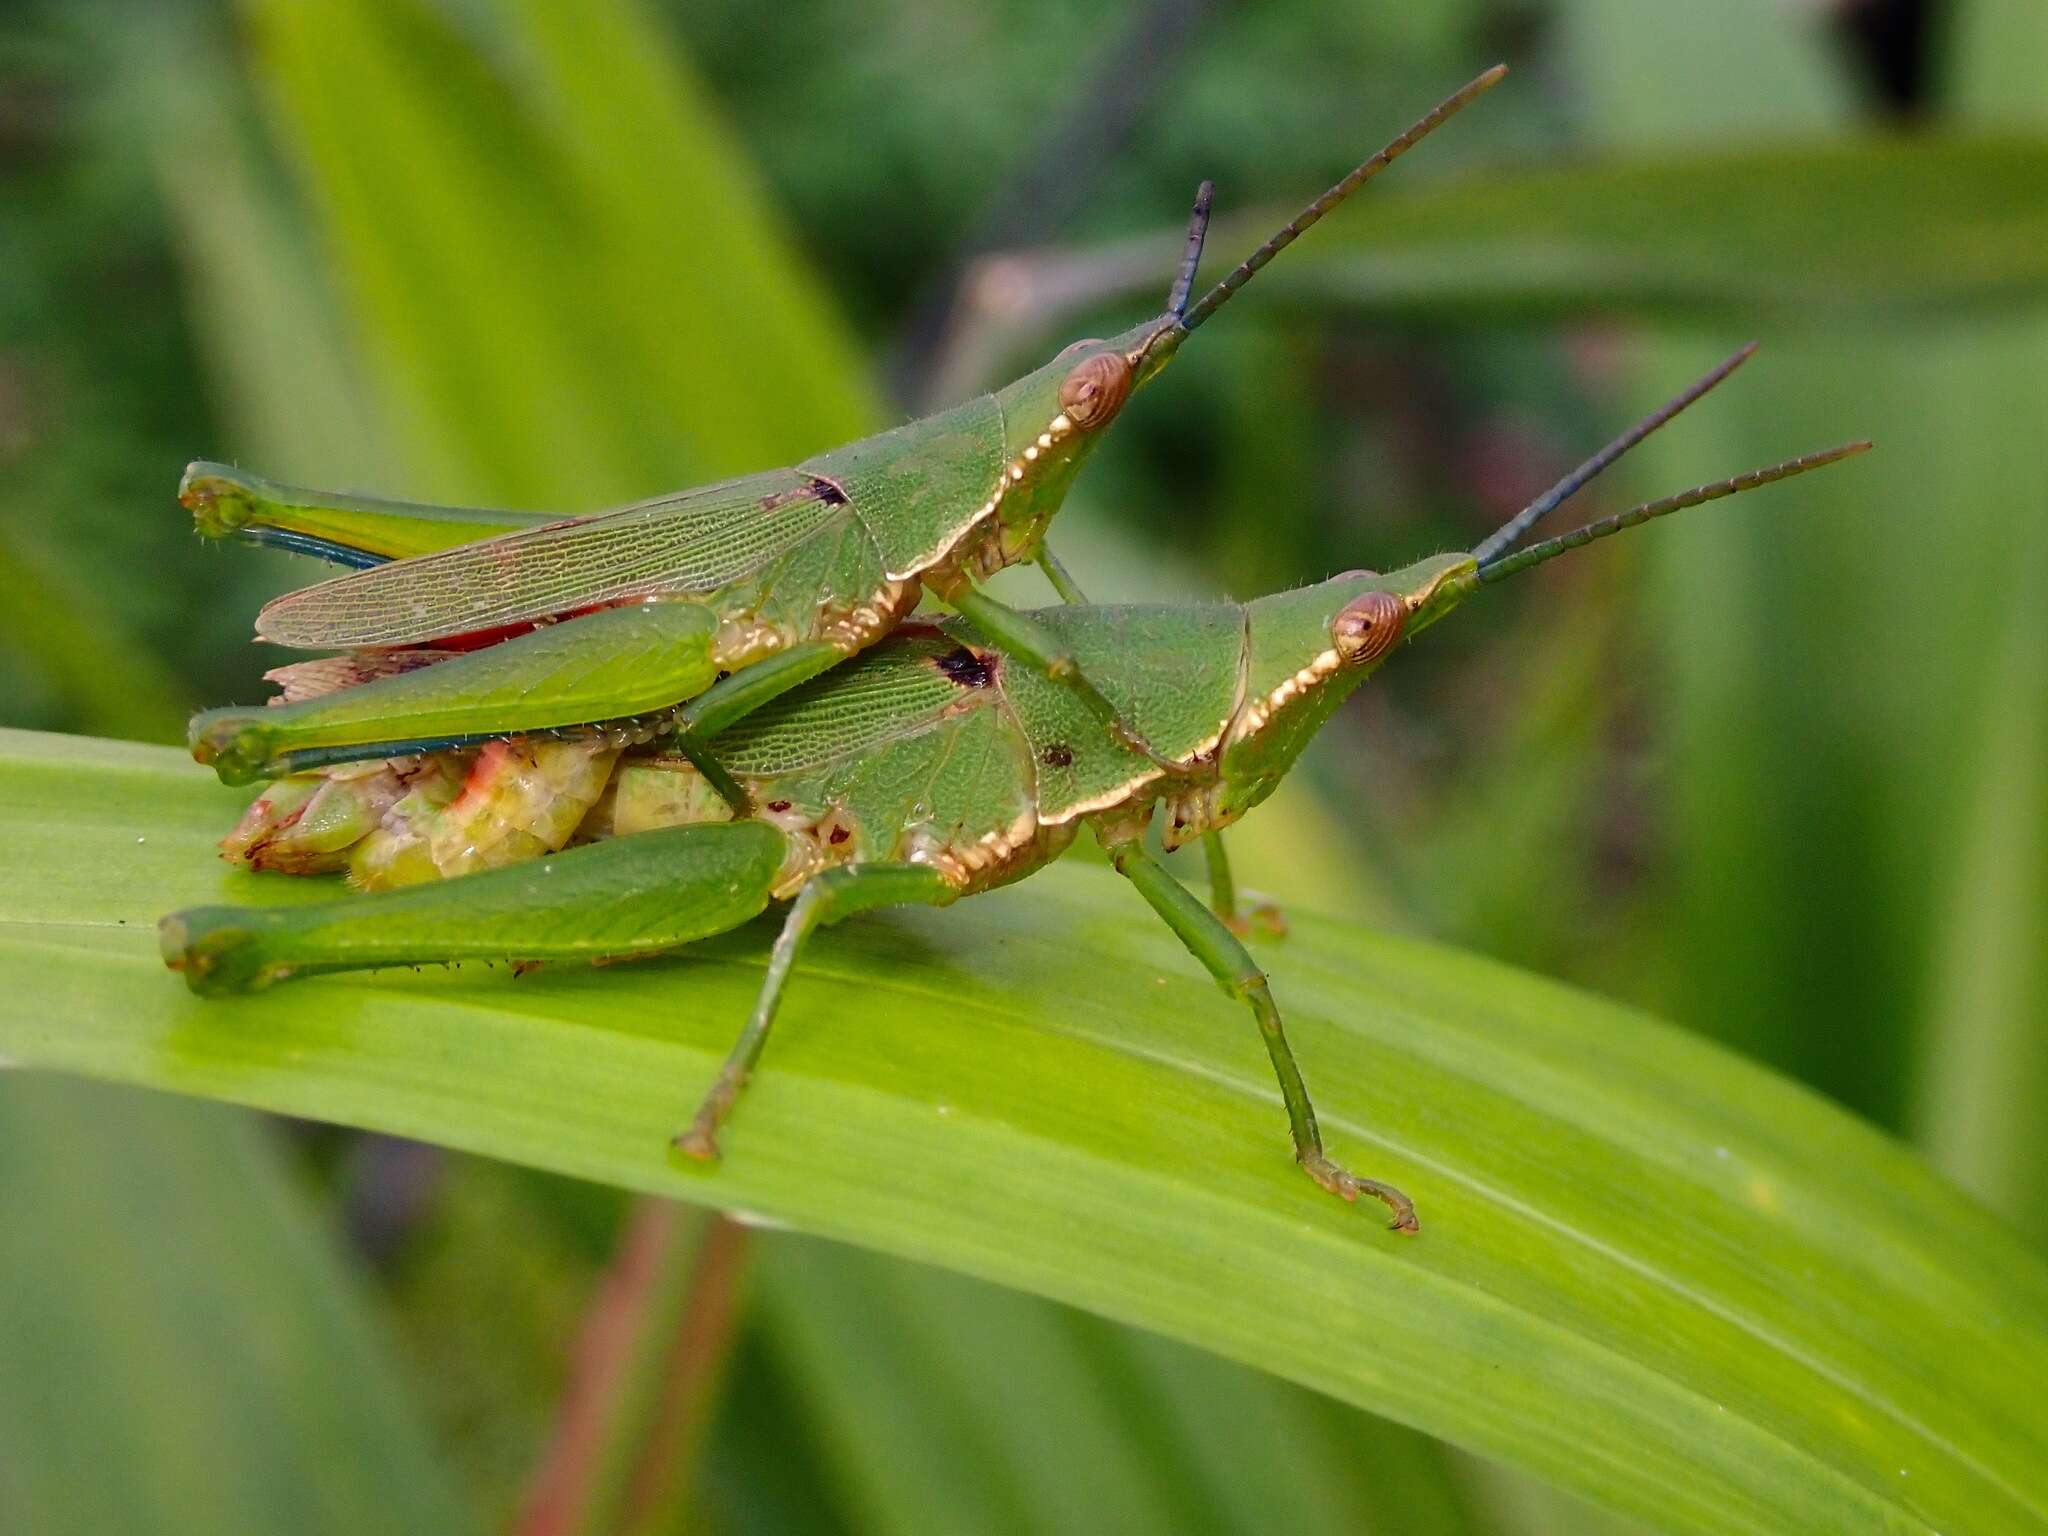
[
  {"left": 672, "top": 1125, "right": 721, "bottom": 1163},
  {"left": 1302, "top": 1153, "right": 1418, "bottom": 1233},
  {"left": 1248, "top": 902, "right": 1287, "bottom": 939},
  {"left": 1222, "top": 903, "right": 1288, "bottom": 940}
]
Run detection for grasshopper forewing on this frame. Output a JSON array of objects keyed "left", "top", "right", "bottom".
[
  {"left": 182, "top": 67, "right": 1509, "bottom": 798},
  {"left": 166, "top": 345, "right": 1870, "bottom": 1230}
]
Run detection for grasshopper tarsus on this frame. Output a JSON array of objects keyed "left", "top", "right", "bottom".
[
  {"left": 1302, "top": 1153, "right": 1420, "bottom": 1233},
  {"left": 675, "top": 1081, "right": 741, "bottom": 1162},
  {"left": 1220, "top": 903, "right": 1288, "bottom": 941},
  {"left": 672, "top": 1127, "right": 721, "bottom": 1163}
]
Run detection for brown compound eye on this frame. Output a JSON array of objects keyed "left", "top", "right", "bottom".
[
  {"left": 1333, "top": 588, "right": 1407, "bottom": 665},
  {"left": 1058, "top": 351, "right": 1133, "bottom": 429}
]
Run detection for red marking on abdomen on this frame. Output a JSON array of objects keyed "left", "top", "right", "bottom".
[{"left": 411, "top": 598, "right": 649, "bottom": 652}]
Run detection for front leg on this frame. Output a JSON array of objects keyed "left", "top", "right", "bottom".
[
  {"left": 1102, "top": 831, "right": 1415, "bottom": 1231},
  {"left": 947, "top": 585, "right": 1191, "bottom": 774}
]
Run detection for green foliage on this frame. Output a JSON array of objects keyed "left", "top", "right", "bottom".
[
  {"left": 0, "top": 1074, "right": 471, "bottom": 1535},
  {"left": 8, "top": 727, "right": 2048, "bottom": 1535},
  {"left": 974, "top": 135, "right": 2048, "bottom": 347},
  {"left": 4, "top": 0, "right": 2046, "bottom": 1530}
]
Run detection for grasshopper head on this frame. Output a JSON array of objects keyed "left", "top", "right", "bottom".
[
  {"left": 974, "top": 72, "right": 1509, "bottom": 569},
  {"left": 980, "top": 317, "right": 1180, "bottom": 560},
  {"left": 1186, "top": 556, "right": 1474, "bottom": 836},
  {"left": 1336, "top": 553, "right": 1479, "bottom": 660},
  {"left": 1200, "top": 354, "right": 1871, "bottom": 838},
  {"left": 992, "top": 315, "right": 1181, "bottom": 448}
]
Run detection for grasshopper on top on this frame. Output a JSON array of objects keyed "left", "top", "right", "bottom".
[
  {"left": 181, "top": 68, "right": 1508, "bottom": 793},
  {"left": 164, "top": 343, "right": 1870, "bottom": 1231}
]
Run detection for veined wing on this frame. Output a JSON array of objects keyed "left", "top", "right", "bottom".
[
  {"left": 710, "top": 629, "right": 974, "bottom": 777},
  {"left": 255, "top": 468, "right": 846, "bottom": 648}
]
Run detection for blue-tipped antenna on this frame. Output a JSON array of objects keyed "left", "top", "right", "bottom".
[
  {"left": 1178, "top": 64, "right": 1506, "bottom": 333},
  {"left": 1474, "top": 440, "right": 1873, "bottom": 585},
  {"left": 1470, "top": 342, "right": 1759, "bottom": 569},
  {"left": 1166, "top": 181, "right": 1215, "bottom": 319}
]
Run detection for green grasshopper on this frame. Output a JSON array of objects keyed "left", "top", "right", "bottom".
[
  {"left": 162, "top": 347, "right": 1869, "bottom": 1230},
  {"left": 179, "top": 67, "right": 1507, "bottom": 831}
]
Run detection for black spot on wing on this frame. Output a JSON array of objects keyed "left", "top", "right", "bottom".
[
  {"left": 1040, "top": 742, "right": 1073, "bottom": 767},
  {"left": 934, "top": 646, "right": 996, "bottom": 689}
]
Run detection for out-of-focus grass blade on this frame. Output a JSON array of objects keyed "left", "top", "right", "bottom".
[
  {"left": 0, "top": 1073, "right": 475, "bottom": 1536},
  {"left": 1544, "top": 0, "right": 2048, "bottom": 1159},
  {"left": 1907, "top": 0, "right": 2048, "bottom": 1246},
  {"left": 1914, "top": 574, "right": 2048, "bottom": 1242},
  {"left": 375, "top": 1157, "right": 623, "bottom": 1526},
  {"left": 1269, "top": 135, "right": 2048, "bottom": 320},
  {"left": 128, "top": 10, "right": 382, "bottom": 486},
  {"left": 6, "top": 727, "right": 2048, "bottom": 1536},
  {"left": 0, "top": 536, "right": 190, "bottom": 743},
  {"left": 509, "top": 1201, "right": 737, "bottom": 1536},
  {"left": 934, "top": 134, "right": 2048, "bottom": 396},
  {"left": 754, "top": 1236, "right": 1483, "bottom": 1536},
  {"left": 243, "top": 0, "right": 871, "bottom": 504}
]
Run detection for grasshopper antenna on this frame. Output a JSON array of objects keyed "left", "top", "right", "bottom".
[
  {"left": 1471, "top": 342, "right": 1759, "bottom": 568},
  {"left": 1166, "top": 180, "right": 1216, "bottom": 320},
  {"left": 1474, "top": 441, "right": 1873, "bottom": 584},
  {"left": 1178, "top": 63, "right": 1506, "bottom": 334}
]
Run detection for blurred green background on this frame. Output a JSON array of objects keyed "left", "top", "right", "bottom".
[{"left": 2, "top": 0, "right": 2043, "bottom": 1531}]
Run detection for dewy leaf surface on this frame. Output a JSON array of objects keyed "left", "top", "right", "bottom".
[{"left": 3, "top": 727, "right": 2044, "bottom": 1536}]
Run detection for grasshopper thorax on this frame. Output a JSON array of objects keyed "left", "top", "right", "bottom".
[{"left": 949, "top": 317, "right": 1182, "bottom": 581}]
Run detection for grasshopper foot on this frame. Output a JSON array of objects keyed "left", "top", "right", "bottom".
[
  {"left": 1222, "top": 902, "right": 1288, "bottom": 940},
  {"left": 675, "top": 1068, "right": 746, "bottom": 1163},
  {"left": 672, "top": 1123, "right": 721, "bottom": 1162},
  {"left": 1301, "top": 1152, "right": 1418, "bottom": 1233}
]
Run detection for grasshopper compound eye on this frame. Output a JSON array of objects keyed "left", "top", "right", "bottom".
[
  {"left": 1059, "top": 351, "right": 1133, "bottom": 429},
  {"left": 1334, "top": 589, "right": 1407, "bottom": 665}
]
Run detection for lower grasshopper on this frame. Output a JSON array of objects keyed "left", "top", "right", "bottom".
[
  {"left": 179, "top": 68, "right": 1507, "bottom": 829},
  {"left": 162, "top": 351, "right": 1868, "bottom": 1230}
]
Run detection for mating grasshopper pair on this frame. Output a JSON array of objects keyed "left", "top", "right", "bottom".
[{"left": 160, "top": 67, "right": 1867, "bottom": 1231}]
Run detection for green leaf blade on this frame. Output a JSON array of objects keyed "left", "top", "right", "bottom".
[
  {"left": 985, "top": 135, "right": 2048, "bottom": 341},
  {"left": 5, "top": 727, "right": 2044, "bottom": 1536},
  {"left": 0, "top": 1073, "right": 477, "bottom": 1536}
]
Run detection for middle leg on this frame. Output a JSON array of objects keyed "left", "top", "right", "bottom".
[{"left": 1102, "top": 831, "right": 1415, "bottom": 1231}]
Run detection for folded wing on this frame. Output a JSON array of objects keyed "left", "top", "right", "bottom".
[{"left": 255, "top": 468, "right": 846, "bottom": 648}]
